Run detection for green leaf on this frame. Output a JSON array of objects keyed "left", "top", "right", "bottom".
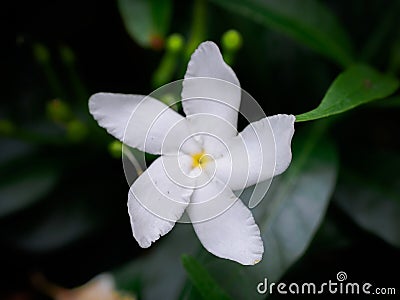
[
  {"left": 3, "top": 195, "right": 98, "bottom": 252},
  {"left": 255, "top": 127, "right": 339, "bottom": 279},
  {"left": 0, "top": 139, "right": 35, "bottom": 167},
  {"left": 335, "top": 150, "right": 400, "bottom": 248},
  {"left": 118, "top": 0, "right": 172, "bottom": 48},
  {"left": 113, "top": 225, "right": 201, "bottom": 299},
  {"left": 194, "top": 124, "right": 339, "bottom": 299},
  {"left": 296, "top": 65, "right": 399, "bottom": 122},
  {"left": 0, "top": 164, "right": 58, "bottom": 219},
  {"left": 369, "top": 95, "right": 400, "bottom": 108},
  {"left": 182, "top": 255, "right": 232, "bottom": 300},
  {"left": 209, "top": 0, "right": 353, "bottom": 67}
]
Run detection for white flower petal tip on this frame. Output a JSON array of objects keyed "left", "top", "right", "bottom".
[
  {"left": 128, "top": 195, "right": 175, "bottom": 249},
  {"left": 182, "top": 41, "right": 242, "bottom": 136},
  {"left": 127, "top": 157, "right": 193, "bottom": 248},
  {"left": 269, "top": 114, "right": 296, "bottom": 176},
  {"left": 188, "top": 180, "right": 264, "bottom": 265},
  {"left": 214, "top": 113, "right": 295, "bottom": 191},
  {"left": 88, "top": 92, "right": 194, "bottom": 155},
  {"left": 184, "top": 41, "right": 239, "bottom": 85}
]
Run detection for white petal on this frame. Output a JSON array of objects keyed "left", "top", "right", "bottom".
[
  {"left": 268, "top": 114, "right": 296, "bottom": 175},
  {"left": 89, "top": 93, "right": 200, "bottom": 155},
  {"left": 187, "top": 179, "right": 263, "bottom": 265},
  {"left": 186, "top": 114, "right": 238, "bottom": 159},
  {"left": 128, "top": 156, "right": 194, "bottom": 248},
  {"left": 214, "top": 114, "right": 295, "bottom": 190},
  {"left": 182, "top": 42, "right": 241, "bottom": 137}
]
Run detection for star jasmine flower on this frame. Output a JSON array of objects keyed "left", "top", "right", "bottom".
[{"left": 89, "top": 41, "right": 295, "bottom": 265}]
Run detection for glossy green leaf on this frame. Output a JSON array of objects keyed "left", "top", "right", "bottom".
[
  {"left": 118, "top": 0, "right": 172, "bottom": 48},
  {"left": 335, "top": 151, "right": 400, "bottom": 248},
  {"left": 0, "top": 165, "right": 58, "bottom": 219},
  {"left": 296, "top": 65, "right": 399, "bottom": 122},
  {"left": 192, "top": 125, "right": 339, "bottom": 299},
  {"left": 182, "top": 255, "right": 232, "bottom": 300},
  {"left": 210, "top": 0, "right": 353, "bottom": 66}
]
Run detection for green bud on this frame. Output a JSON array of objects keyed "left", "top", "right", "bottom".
[
  {"left": 166, "top": 34, "right": 184, "bottom": 53},
  {"left": 221, "top": 30, "right": 243, "bottom": 51},
  {"left": 33, "top": 43, "right": 50, "bottom": 64},
  {"left": 0, "top": 119, "right": 15, "bottom": 135},
  {"left": 108, "top": 140, "right": 123, "bottom": 159},
  {"left": 66, "top": 120, "right": 88, "bottom": 142},
  {"left": 46, "top": 99, "right": 72, "bottom": 123},
  {"left": 60, "top": 45, "right": 75, "bottom": 64}
]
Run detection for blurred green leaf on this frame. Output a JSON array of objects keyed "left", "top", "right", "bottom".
[
  {"left": 5, "top": 196, "right": 98, "bottom": 252},
  {"left": 210, "top": 0, "right": 353, "bottom": 67},
  {"left": 189, "top": 124, "right": 339, "bottom": 299},
  {"left": 0, "top": 139, "right": 35, "bottom": 166},
  {"left": 118, "top": 0, "right": 172, "bottom": 49},
  {"left": 296, "top": 65, "right": 399, "bottom": 122},
  {"left": 360, "top": 0, "right": 400, "bottom": 62},
  {"left": 256, "top": 128, "right": 339, "bottom": 279},
  {"left": 113, "top": 225, "right": 200, "bottom": 299},
  {"left": 335, "top": 151, "right": 400, "bottom": 248},
  {"left": 0, "top": 165, "right": 58, "bottom": 219},
  {"left": 369, "top": 95, "right": 400, "bottom": 108},
  {"left": 182, "top": 255, "right": 232, "bottom": 300}
]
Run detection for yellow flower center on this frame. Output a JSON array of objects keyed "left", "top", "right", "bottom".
[{"left": 191, "top": 150, "right": 211, "bottom": 169}]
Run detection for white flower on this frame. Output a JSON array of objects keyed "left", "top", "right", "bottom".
[{"left": 89, "top": 41, "right": 295, "bottom": 265}]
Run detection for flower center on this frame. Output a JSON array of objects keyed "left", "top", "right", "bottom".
[{"left": 191, "top": 150, "right": 211, "bottom": 169}]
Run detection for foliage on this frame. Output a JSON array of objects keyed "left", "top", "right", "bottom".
[{"left": 10, "top": 0, "right": 400, "bottom": 299}]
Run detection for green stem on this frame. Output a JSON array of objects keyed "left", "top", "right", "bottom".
[
  {"left": 185, "top": 0, "right": 207, "bottom": 62},
  {"left": 60, "top": 45, "right": 89, "bottom": 108},
  {"left": 33, "top": 43, "right": 65, "bottom": 99},
  {"left": 122, "top": 145, "right": 144, "bottom": 176},
  {"left": 152, "top": 51, "right": 180, "bottom": 88}
]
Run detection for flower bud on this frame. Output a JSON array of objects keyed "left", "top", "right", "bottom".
[
  {"left": 33, "top": 43, "right": 50, "bottom": 64},
  {"left": 108, "top": 140, "right": 123, "bottom": 159},
  {"left": 47, "top": 99, "right": 72, "bottom": 123},
  {"left": 150, "top": 34, "right": 165, "bottom": 51},
  {"left": 221, "top": 30, "right": 243, "bottom": 52},
  {"left": 60, "top": 45, "right": 75, "bottom": 64},
  {"left": 67, "top": 120, "right": 88, "bottom": 142},
  {"left": 166, "top": 34, "right": 184, "bottom": 53}
]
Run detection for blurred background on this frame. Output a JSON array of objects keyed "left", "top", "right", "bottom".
[{"left": 8, "top": 0, "right": 400, "bottom": 299}]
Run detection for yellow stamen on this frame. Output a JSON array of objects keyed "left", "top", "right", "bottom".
[{"left": 191, "top": 150, "right": 211, "bottom": 169}]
